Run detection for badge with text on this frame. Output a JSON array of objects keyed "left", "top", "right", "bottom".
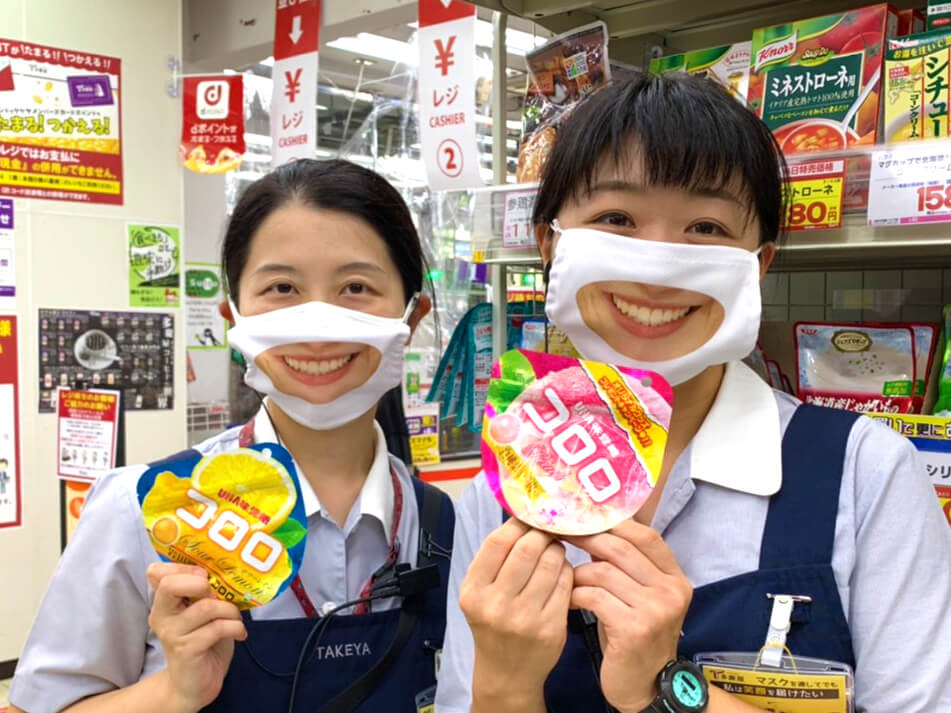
[
  {"left": 783, "top": 159, "right": 844, "bottom": 230},
  {"left": 867, "top": 143, "right": 951, "bottom": 225},
  {"left": 482, "top": 350, "right": 671, "bottom": 535},
  {"left": 271, "top": 0, "right": 321, "bottom": 168},
  {"left": 137, "top": 443, "right": 308, "bottom": 609},
  {"left": 417, "top": 0, "right": 483, "bottom": 190},
  {"left": 181, "top": 75, "right": 245, "bottom": 174}
]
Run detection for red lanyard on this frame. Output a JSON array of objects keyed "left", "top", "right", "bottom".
[{"left": 238, "top": 420, "right": 403, "bottom": 618}]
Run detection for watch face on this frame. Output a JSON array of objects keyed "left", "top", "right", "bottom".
[{"left": 671, "top": 669, "right": 706, "bottom": 710}]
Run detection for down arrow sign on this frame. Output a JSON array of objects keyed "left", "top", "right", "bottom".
[{"left": 289, "top": 16, "right": 303, "bottom": 44}]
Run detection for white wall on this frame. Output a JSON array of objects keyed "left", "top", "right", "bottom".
[{"left": 0, "top": 0, "right": 185, "bottom": 663}]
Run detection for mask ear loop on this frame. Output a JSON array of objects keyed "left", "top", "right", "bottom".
[{"left": 402, "top": 293, "right": 421, "bottom": 324}]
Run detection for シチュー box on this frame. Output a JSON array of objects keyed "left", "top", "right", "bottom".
[
  {"left": 749, "top": 5, "right": 899, "bottom": 154},
  {"left": 884, "top": 29, "right": 951, "bottom": 142},
  {"left": 649, "top": 42, "right": 751, "bottom": 103}
]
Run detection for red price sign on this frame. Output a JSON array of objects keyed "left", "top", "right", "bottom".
[
  {"left": 783, "top": 159, "right": 845, "bottom": 231},
  {"left": 915, "top": 183, "right": 951, "bottom": 212}
]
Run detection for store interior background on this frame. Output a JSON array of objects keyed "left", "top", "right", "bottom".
[{"left": 2, "top": 0, "right": 951, "bottom": 693}]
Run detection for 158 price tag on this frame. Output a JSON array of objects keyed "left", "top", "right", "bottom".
[
  {"left": 783, "top": 160, "right": 845, "bottom": 231},
  {"left": 868, "top": 143, "right": 951, "bottom": 225}
]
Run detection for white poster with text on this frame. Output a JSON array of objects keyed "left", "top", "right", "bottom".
[{"left": 271, "top": 0, "right": 320, "bottom": 168}]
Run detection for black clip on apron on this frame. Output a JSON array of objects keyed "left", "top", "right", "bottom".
[{"left": 536, "top": 404, "right": 859, "bottom": 713}]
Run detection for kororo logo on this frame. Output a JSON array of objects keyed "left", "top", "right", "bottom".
[
  {"left": 832, "top": 330, "right": 872, "bottom": 353},
  {"left": 755, "top": 32, "right": 797, "bottom": 71}
]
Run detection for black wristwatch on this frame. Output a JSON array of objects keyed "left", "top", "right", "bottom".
[{"left": 641, "top": 659, "right": 709, "bottom": 713}]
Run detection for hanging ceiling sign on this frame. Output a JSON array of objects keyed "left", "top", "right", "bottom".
[
  {"left": 271, "top": 0, "right": 321, "bottom": 168},
  {"left": 417, "top": 0, "right": 484, "bottom": 191}
]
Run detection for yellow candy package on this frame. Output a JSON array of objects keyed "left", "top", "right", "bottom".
[{"left": 137, "top": 443, "right": 307, "bottom": 609}]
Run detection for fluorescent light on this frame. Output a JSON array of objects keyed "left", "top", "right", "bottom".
[
  {"left": 326, "top": 33, "right": 417, "bottom": 66},
  {"left": 474, "top": 21, "right": 547, "bottom": 56},
  {"left": 324, "top": 85, "right": 375, "bottom": 103},
  {"left": 474, "top": 115, "right": 524, "bottom": 131},
  {"left": 260, "top": 56, "right": 274, "bottom": 67}
]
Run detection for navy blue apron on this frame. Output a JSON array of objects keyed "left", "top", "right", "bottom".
[
  {"left": 199, "top": 476, "right": 455, "bottom": 713},
  {"left": 539, "top": 404, "right": 860, "bottom": 712}
]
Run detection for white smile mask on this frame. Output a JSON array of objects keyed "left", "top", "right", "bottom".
[
  {"left": 545, "top": 222, "right": 763, "bottom": 386},
  {"left": 228, "top": 298, "right": 416, "bottom": 430}
]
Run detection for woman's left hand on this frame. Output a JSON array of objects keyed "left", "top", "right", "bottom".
[{"left": 566, "top": 520, "right": 693, "bottom": 713}]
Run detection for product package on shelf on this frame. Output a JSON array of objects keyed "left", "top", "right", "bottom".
[
  {"left": 517, "top": 22, "right": 611, "bottom": 183},
  {"left": 749, "top": 5, "right": 899, "bottom": 212},
  {"left": 867, "top": 412, "right": 951, "bottom": 526},
  {"left": 928, "top": 0, "right": 951, "bottom": 29},
  {"left": 795, "top": 322, "right": 918, "bottom": 413},
  {"left": 649, "top": 42, "right": 751, "bottom": 103},
  {"left": 935, "top": 305, "right": 951, "bottom": 416},
  {"left": 884, "top": 28, "right": 951, "bottom": 142},
  {"left": 750, "top": 5, "right": 898, "bottom": 152},
  {"left": 426, "top": 303, "right": 493, "bottom": 433},
  {"left": 482, "top": 349, "right": 671, "bottom": 535}
]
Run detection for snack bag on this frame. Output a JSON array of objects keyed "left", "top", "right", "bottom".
[
  {"left": 795, "top": 323, "right": 917, "bottom": 413},
  {"left": 935, "top": 305, "right": 951, "bottom": 415},
  {"left": 518, "top": 22, "right": 611, "bottom": 183},
  {"left": 866, "top": 322, "right": 939, "bottom": 411},
  {"left": 137, "top": 443, "right": 307, "bottom": 609},
  {"left": 649, "top": 42, "right": 751, "bottom": 104},
  {"left": 482, "top": 350, "right": 672, "bottom": 535}
]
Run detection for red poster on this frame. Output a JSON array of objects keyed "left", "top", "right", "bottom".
[
  {"left": 56, "top": 388, "right": 120, "bottom": 482},
  {"left": 0, "top": 39, "right": 122, "bottom": 205},
  {"left": 0, "top": 315, "right": 20, "bottom": 528},
  {"left": 181, "top": 75, "right": 245, "bottom": 174}
]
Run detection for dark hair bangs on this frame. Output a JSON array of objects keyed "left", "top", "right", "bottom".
[{"left": 532, "top": 73, "right": 787, "bottom": 244}]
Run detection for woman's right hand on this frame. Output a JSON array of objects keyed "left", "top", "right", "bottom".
[
  {"left": 459, "top": 518, "right": 573, "bottom": 710},
  {"left": 147, "top": 563, "right": 247, "bottom": 713}
]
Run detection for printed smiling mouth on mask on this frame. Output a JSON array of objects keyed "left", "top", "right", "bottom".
[
  {"left": 576, "top": 281, "right": 727, "bottom": 362},
  {"left": 545, "top": 224, "right": 763, "bottom": 386},
  {"left": 228, "top": 298, "right": 416, "bottom": 430}
]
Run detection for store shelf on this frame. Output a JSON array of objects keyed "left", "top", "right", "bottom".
[{"left": 446, "top": 142, "right": 951, "bottom": 272}]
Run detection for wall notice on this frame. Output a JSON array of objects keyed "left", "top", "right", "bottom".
[
  {"left": 0, "top": 315, "right": 20, "bottom": 529},
  {"left": 186, "top": 263, "right": 227, "bottom": 350},
  {"left": 56, "top": 388, "right": 119, "bottom": 482},
  {"left": 128, "top": 224, "right": 181, "bottom": 308},
  {"left": 0, "top": 38, "right": 123, "bottom": 205},
  {"left": 38, "top": 308, "right": 174, "bottom": 413}
]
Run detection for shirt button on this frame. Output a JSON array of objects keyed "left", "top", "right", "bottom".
[{"left": 320, "top": 601, "right": 337, "bottom": 617}]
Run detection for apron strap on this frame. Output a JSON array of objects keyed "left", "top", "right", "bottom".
[
  {"left": 314, "top": 607, "right": 420, "bottom": 713},
  {"left": 760, "top": 404, "right": 860, "bottom": 570}
]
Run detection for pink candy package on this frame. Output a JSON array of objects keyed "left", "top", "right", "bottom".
[{"left": 481, "top": 349, "right": 672, "bottom": 535}]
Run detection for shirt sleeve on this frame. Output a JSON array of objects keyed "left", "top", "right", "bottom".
[
  {"left": 435, "top": 475, "right": 501, "bottom": 713},
  {"left": 9, "top": 466, "right": 158, "bottom": 713},
  {"left": 846, "top": 419, "right": 951, "bottom": 713}
]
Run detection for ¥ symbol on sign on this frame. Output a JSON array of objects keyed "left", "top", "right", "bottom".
[
  {"left": 284, "top": 68, "right": 303, "bottom": 102},
  {"left": 434, "top": 36, "right": 456, "bottom": 77}
]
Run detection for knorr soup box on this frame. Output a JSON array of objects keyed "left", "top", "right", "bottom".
[
  {"left": 884, "top": 29, "right": 951, "bottom": 141},
  {"left": 749, "top": 5, "right": 899, "bottom": 154},
  {"left": 649, "top": 42, "right": 751, "bottom": 103}
]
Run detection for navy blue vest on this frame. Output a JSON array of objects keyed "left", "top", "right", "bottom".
[
  {"left": 540, "top": 404, "right": 860, "bottom": 712},
  {"left": 201, "top": 476, "right": 454, "bottom": 713}
]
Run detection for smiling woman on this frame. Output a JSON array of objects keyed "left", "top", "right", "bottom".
[{"left": 7, "top": 160, "right": 457, "bottom": 713}]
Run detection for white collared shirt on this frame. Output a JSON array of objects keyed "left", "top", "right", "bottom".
[
  {"left": 10, "top": 408, "right": 421, "bottom": 713},
  {"left": 435, "top": 361, "right": 951, "bottom": 713}
]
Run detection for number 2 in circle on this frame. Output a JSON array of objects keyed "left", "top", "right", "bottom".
[{"left": 444, "top": 146, "right": 457, "bottom": 171}]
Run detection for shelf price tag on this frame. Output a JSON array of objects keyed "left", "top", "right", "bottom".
[
  {"left": 783, "top": 160, "right": 845, "bottom": 231},
  {"left": 502, "top": 189, "right": 538, "bottom": 248},
  {"left": 868, "top": 143, "right": 951, "bottom": 225}
]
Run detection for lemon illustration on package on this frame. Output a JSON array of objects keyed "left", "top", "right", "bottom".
[
  {"left": 482, "top": 349, "right": 672, "bottom": 536},
  {"left": 137, "top": 443, "right": 307, "bottom": 609}
]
